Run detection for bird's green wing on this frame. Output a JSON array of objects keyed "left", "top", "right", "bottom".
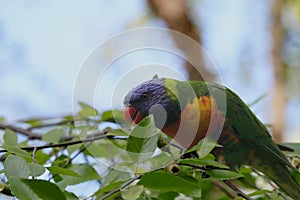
[{"left": 224, "top": 87, "right": 292, "bottom": 168}]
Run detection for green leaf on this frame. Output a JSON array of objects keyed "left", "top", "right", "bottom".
[
  {"left": 66, "top": 130, "right": 87, "bottom": 155},
  {"left": 19, "top": 118, "right": 43, "bottom": 126},
  {"left": 64, "top": 191, "right": 79, "bottom": 200},
  {"left": 248, "top": 189, "right": 271, "bottom": 197},
  {"left": 93, "top": 181, "right": 126, "bottom": 196},
  {"left": 101, "top": 109, "right": 125, "bottom": 124},
  {"left": 42, "top": 128, "right": 64, "bottom": 143},
  {"left": 158, "top": 191, "right": 179, "bottom": 200},
  {"left": 185, "top": 137, "right": 221, "bottom": 159},
  {"left": 102, "top": 170, "right": 132, "bottom": 188},
  {"left": 78, "top": 101, "right": 98, "bottom": 117},
  {"left": 28, "top": 163, "right": 45, "bottom": 177},
  {"left": 52, "top": 154, "right": 70, "bottom": 167},
  {"left": 9, "top": 177, "right": 39, "bottom": 200},
  {"left": 179, "top": 158, "right": 229, "bottom": 169},
  {"left": 121, "top": 185, "right": 144, "bottom": 200},
  {"left": 137, "top": 171, "right": 201, "bottom": 198},
  {"left": 57, "top": 164, "right": 100, "bottom": 189},
  {"left": 0, "top": 117, "right": 5, "bottom": 123},
  {"left": 106, "top": 129, "right": 129, "bottom": 136},
  {"left": 4, "top": 155, "right": 30, "bottom": 179},
  {"left": 22, "top": 179, "right": 66, "bottom": 200},
  {"left": 1, "top": 145, "right": 31, "bottom": 159},
  {"left": 206, "top": 169, "right": 243, "bottom": 180},
  {"left": 47, "top": 166, "right": 81, "bottom": 177},
  {"left": 144, "top": 152, "right": 175, "bottom": 169},
  {"left": 34, "top": 150, "right": 52, "bottom": 165},
  {"left": 4, "top": 129, "right": 18, "bottom": 146},
  {"left": 126, "top": 116, "right": 158, "bottom": 161},
  {"left": 85, "top": 139, "right": 124, "bottom": 159}
]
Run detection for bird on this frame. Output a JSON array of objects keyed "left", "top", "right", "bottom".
[{"left": 123, "top": 77, "right": 300, "bottom": 199}]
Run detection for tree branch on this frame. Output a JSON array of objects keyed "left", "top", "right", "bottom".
[
  {"left": 252, "top": 168, "right": 288, "bottom": 200},
  {"left": 0, "top": 123, "right": 41, "bottom": 139},
  {"left": 99, "top": 167, "right": 163, "bottom": 200},
  {"left": 99, "top": 175, "right": 142, "bottom": 200},
  {"left": 0, "top": 131, "right": 110, "bottom": 153},
  {"left": 271, "top": 0, "right": 286, "bottom": 143},
  {"left": 26, "top": 119, "right": 74, "bottom": 131},
  {"left": 223, "top": 180, "right": 253, "bottom": 200},
  {"left": 148, "top": 0, "right": 215, "bottom": 81}
]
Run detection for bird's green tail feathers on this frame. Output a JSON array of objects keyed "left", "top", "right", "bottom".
[{"left": 256, "top": 162, "right": 300, "bottom": 199}]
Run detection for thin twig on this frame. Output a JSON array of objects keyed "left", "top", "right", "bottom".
[
  {"left": 252, "top": 168, "right": 288, "bottom": 200},
  {"left": 0, "top": 123, "right": 41, "bottom": 139},
  {"left": 26, "top": 120, "right": 73, "bottom": 130},
  {"left": 212, "top": 180, "right": 238, "bottom": 199},
  {"left": 0, "top": 122, "right": 115, "bottom": 142},
  {"left": 49, "top": 142, "right": 93, "bottom": 181},
  {"left": 100, "top": 175, "right": 142, "bottom": 200},
  {"left": 223, "top": 180, "right": 253, "bottom": 200},
  {"left": 0, "top": 132, "right": 109, "bottom": 153},
  {"left": 99, "top": 168, "right": 163, "bottom": 200},
  {"left": 32, "top": 147, "right": 38, "bottom": 163}
]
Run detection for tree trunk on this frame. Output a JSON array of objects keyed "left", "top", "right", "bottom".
[
  {"left": 271, "top": 0, "right": 286, "bottom": 142},
  {"left": 148, "top": 0, "right": 215, "bottom": 81}
]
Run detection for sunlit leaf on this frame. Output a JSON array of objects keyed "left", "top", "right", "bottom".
[
  {"left": 57, "top": 164, "right": 100, "bottom": 189},
  {"left": 101, "top": 109, "right": 125, "bottom": 124},
  {"left": 126, "top": 116, "right": 159, "bottom": 162},
  {"left": 4, "top": 155, "right": 30, "bottom": 179},
  {"left": 47, "top": 166, "right": 80, "bottom": 177},
  {"left": 93, "top": 181, "right": 126, "bottom": 197},
  {"left": 102, "top": 170, "right": 131, "bottom": 188},
  {"left": 121, "top": 185, "right": 144, "bottom": 200},
  {"left": 106, "top": 129, "right": 129, "bottom": 136},
  {"left": 34, "top": 150, "right": 52, "bottom": 165},
  {"left": 78, "top": 102, "right": 98, "bottom": 117},
  {"left": 185, "top": 137, "right": 221, "bottom": 159},
  {"left": 4, "top": 129, "right": 18, "bottom": 146},
  {"left": 28, "top": 163, "right": 45, "bottom": 177},
  {"left": 1, "top": 145, "right": 31, "bottom": 159},
  {"left": 42, "top": 128, "right": 65, "bottom": 143}
]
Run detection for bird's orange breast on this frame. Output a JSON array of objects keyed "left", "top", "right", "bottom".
[{"left": 162, "top": 96, "right": 225, "bottom": 148}]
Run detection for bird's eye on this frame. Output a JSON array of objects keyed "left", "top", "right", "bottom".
[{"left": 141, "top": 92, "right": 149, "bottom": 99}]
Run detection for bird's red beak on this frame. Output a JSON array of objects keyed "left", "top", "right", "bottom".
[{"left": 123, "top": 106, "right": 143, "bottom": 125}]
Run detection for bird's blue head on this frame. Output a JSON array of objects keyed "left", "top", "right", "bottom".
[{"left": 123, "top": 78, "right": 181, "bottom": 128}]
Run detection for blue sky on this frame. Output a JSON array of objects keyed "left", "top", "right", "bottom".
[{"left": 0, "top": 0, "right": 299, "bottom": 143}]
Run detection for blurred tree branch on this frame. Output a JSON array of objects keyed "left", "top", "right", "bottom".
[
  {"left": 148, "top": 0, "right": 215, "bottom": 81},
  {"left": 271, "top": 0, "right": 287, "bottom": 142}
]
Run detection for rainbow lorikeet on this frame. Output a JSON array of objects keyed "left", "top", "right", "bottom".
[{"left": 123, "top": 78, "right": 300, "bottom": 199}]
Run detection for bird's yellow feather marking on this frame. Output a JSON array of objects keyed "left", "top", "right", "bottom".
[{"left": 162, "top": 96, "right": 225, "bottom": 148}]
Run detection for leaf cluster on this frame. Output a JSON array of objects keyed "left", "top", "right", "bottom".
[{"left": 0, "top": 103, "right": 299, "bottom": 200}]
